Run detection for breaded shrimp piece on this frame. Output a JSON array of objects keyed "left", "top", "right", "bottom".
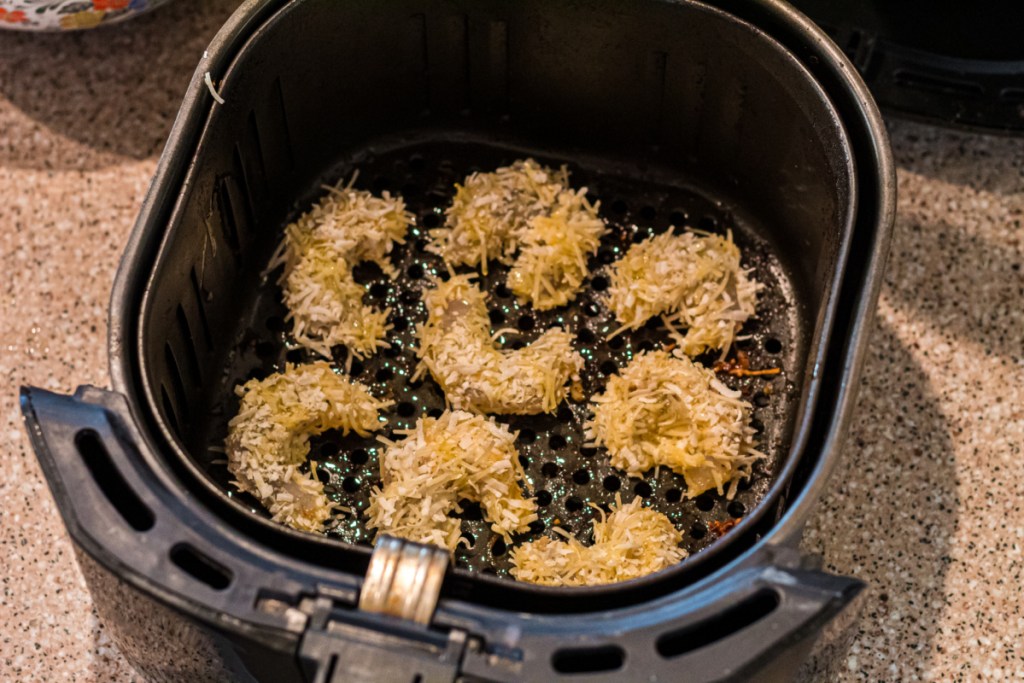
[
  {"left": 269, "top": 179, "right": 413, "bottom": 359},
  {"left": 429, "top": 159, "right": 607, "bottom": 310},
  {"left": 416, "top": 274, "right": 583, "bottom": 415},
  {"left": 226, "top": 362, "right": 390, "bottom": 532},
  {"left": 605, "top": 230, "right": 760, "bottom": 357},
  {"left": 510, "top": 496, "right": 685, "bottom": 586},
  {"left": 430, "top": 159, "right": 565, "bottom": 272},
  {"left": 585, "top": 351, "right": 762, "bottom": 499},
  {"left": 366, "top": 410, "right": 538, "bottom": 552},
  {"left": 507, "top": 188, "right": 607, "bottom": 310}
]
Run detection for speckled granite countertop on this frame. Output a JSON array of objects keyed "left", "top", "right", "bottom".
[{"left": 1, "top": 2, "right": 1022, "bottom": 681}]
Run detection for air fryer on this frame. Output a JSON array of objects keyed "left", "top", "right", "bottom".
[{"left": 20, "top": 0, "right": 895, "bottom": 681}]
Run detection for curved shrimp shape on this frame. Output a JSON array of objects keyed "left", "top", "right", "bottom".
[
  {"left": 226, "top": 361, "right": 391, "bottom": 532},
  {"left": 605, "top": 230, "right": 761, "bottom": 358},
  {"left": 585, "top": 351, "right": 762, "bottom": 499},
  {"left": 510, "top": 496, "right": 684, "bottom": 586},
  {"left": 416, "top": 274, "right": 584, "bottom": 415},
  {"left": 270, "top": 180, "right": 413, "bottom": 359},
  {"left": 428, "top": 159, "right": 607, "bottom": 310},
  {"left": 366, "top": 410, "right": 538, "bottom": 552}
]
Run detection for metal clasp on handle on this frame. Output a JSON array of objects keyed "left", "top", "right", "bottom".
[{"left": 359, "top": 536, "right": 448, "bottom": 625}]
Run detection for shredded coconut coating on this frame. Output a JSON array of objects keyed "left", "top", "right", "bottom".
[
  {"left": 269, "top": 180, "right": 413, "bottom": 359},
  {"left": 226, "top": 362, "right": 391, "bottom": 533},
  {"left": 507, "top": 189, "right": 608, "bottom": 310},
  {"left": 585, "top": 351, "right": 762, "bottom": 499},
  {"left": 429, "top": 159, "right": 607, "bottom": 310},
  {"left": 416, "top": 274, "right": 584, "bottom": 415},
  {"left": 430, "top": 159, "right": 565, "bottom": 272},
  {"left": 366, "top": 410, "right": 538, "bottom": 552},
  {"left": 605, "top": 230, "right": 760, "bottom": 357},
  {"left": 510, "top": 496, "right": 685, "bottom": 586}
]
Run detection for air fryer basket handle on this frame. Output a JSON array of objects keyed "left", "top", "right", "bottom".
[
  {"left": 21, "top": 386, "right": 863, "bottom": 683},
  {"left": 20, "top": 385, "right": 163, "bottom": 561},
  {"left": 19, "top": 385, "right": 354, "bottom": 633},
  {"left": 453, "top": 564, "right": 864, "bottom": 682},
  {"left": 684, "top": 565, "right": 866, "bottom": 683}
]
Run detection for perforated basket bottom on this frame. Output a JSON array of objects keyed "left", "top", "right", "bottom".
[{"left": 203, "top": 139, "right": 803, "bottom": 579}]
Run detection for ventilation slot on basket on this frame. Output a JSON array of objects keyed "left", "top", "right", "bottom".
[
  {"left": 892, "top": 70, "right": 984, "bottom": 98},
  {"left": 844, "top": 31, "right": 861, "bottom": 58},
  {"left": 75, "top": 429, "right": 155, "bottom": 532},
  {"left": 655, "top": 589, "right": 780, "bottom": 658},
  {"left": 271, "top": 77, "right": 295, "bottom": 172},
  {"left": 161, "top": 385, "right": 181, "bottom": 435},
  {"left": 170, "top": 543, "right": 233, "bottom": 590},
  {"left": 232, "top": 144, "right": 258, "bottom": 223},
  {"left": 1001, "top": 88, "right": 1024, "bottom": 102},
  {"left": 412, "top": 13, "right": 430, "bottom": 109},
  {"left": 246, "top": 110, "right": 268, "bottom": 191},
  {"left": 164, "top": 343, "right": 191, "bottom": 426},
  {"left": 175, "top": 305, "right": 203, "bottom": 388},
  {"left": 424, "top": 13, "right": 470, "bottom": 112},
  {"left": 215, "top": 177, "right": 242, "bottom": 253},
  {"left": 189, "top": 267, "right": 214, "bottom": 349},
  {"left": 647, "top": 50, "right": 668, "bottom": 143},
  {"left": 551, "top": 645, "right": 626, "bottom": 674},
  {"left": 473, "top": 20, "right": 508, "bottom": 111}
]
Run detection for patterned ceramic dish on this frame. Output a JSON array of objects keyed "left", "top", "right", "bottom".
[{"left": 0, "top": 0, "right": 172, "bottom": 30}]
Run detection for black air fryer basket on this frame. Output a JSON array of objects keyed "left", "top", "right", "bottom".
[{"left": 21, "top": 1, "right": 895, "bottom": 681}]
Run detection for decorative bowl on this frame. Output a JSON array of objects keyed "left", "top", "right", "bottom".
[{"left": 0, "top": 0, "right": 172, "bottom": 31}]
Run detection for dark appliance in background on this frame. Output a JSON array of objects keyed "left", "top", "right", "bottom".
[{"left": 792, "top": 0, "right": 1024, "bottom": 133}]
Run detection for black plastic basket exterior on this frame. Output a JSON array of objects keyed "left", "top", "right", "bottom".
[
  {"left": 21, "top": 1, "right": 896, "bottom": 681},
  {"left": 792, "top": 0, "right": 1024, "bottom": 134}
]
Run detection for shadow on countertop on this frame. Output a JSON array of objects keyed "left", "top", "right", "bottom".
[
  {"left": 888, "top": 120, "right": 1024, "bottom": 199},
  {"left": 0, "top": 0, "right": 239, "bottom": 172},
  {"left": 882, "top": 121, "right": 1023, "bottom": 364},
  {"left": 803, "top": 316, "right": 960, "bottom": 679},
  {"left": 805, "top": 119, "right": 1023, "bottom": 679},
  {"left": 883, "top": 215, "right": 1023, "bottom": 362}
]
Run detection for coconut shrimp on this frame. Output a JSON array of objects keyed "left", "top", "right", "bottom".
[
  {"left": 269, "top": 178, "right": 413, "bottom": 359},
  {"left": 428, "top": 159, "right": 608, "bottom": 310},
  {"left": 510, "top": 496, "right": 685, "bottom": 586},
  {"left": 605, "top": 230, "right": 760, "bottom": 358},
  {"left": 226, "top": 362, "right": 390, "bottom": 533},
  {"left": 416, "top": 274, "right": 584, "bottom": 415},
  {"left": 585, "top": 351, "right": 762, "bottom": 499},
  {"left": 366, "top": 410, "right": 538, "bottom": 552}
]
